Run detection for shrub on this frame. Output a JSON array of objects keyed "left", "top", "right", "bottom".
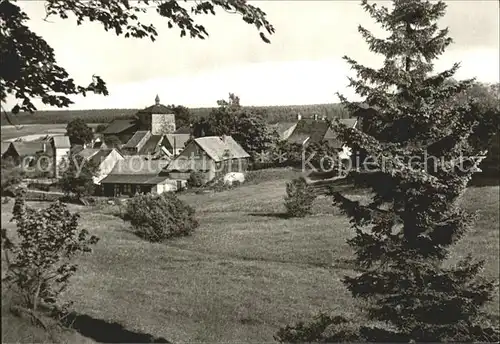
[
  {"left": 125, "top": 192, "right": 198, "bottom": 242},
  {"left": 1, "top": 159, "right": 24, "bottom": 195},
  {"left": 1, "top": 189, "right": 98, "bottom": 312},
  {"left": 284, "top": 177, "right": 316, "bottom": 218},
  {"left": 187, "top": 171, "right": 204, "bottom": 187}
]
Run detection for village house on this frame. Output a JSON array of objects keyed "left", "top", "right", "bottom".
[
  {"left": 163, "top": 133, "right": 191, "bottom": 156},
  {"left": 99, "top": 157, "right": 182, "bottom": 197},
  {"left": 1, "top": 141, "right": 46, "bottom": 165},
  {"left": 121, "top": 129, "right": 191, "bottom": 158},
  {"left": 75, "top": 147, "right": 125, "bottom": 184},
  {"left": 163, "top": 135, "right": 250, "bottom": 183},
  {"left": 270, "top": 119, "right": 298, "bottom": 141},
  {"left": 50, "top": 136, "right": 71, "bottom": 178},
  {"left": 286, "top": 116, "right": 358, "bottom": 148},
  {"left": 1, "top": 136, "right": 71, "bottom": 178},
  {"left": 101, "top": 119, "right": 138, "bottom": 145}
]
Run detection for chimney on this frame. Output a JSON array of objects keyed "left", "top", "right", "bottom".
[
  {"left": 313, "top": 114, "right": 318, "bottom": 121},
  {"left": 221, "top": 134, "right": 226, "bottom": 143},
  {"left": 297, "top": 113, "right": 302, "bottom": 121}
]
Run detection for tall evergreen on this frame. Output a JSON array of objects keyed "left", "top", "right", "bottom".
[
  {"left": 332, "top": 0, "right": 499, "bottom": 341},
  {"left": 277, "top": 0, "right": 499, "bottom": 342}
]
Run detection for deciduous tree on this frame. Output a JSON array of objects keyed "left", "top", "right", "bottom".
[
  {"left": 194, "top": 93, "right": 278, "bottom": 159},
  {"left": 66, "top": 118, "right": 94, "bottom": 145},
  {"left": 59, "top": 154, "right": 99, "bottom": 199}
]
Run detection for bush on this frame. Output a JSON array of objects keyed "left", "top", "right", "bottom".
[
  {"left": 1, "top": 189, "right": 98, "bottom": 312},
  {"left": 125, "top": 192, "right": 198, "bottom": 242},
  {"left": 1, "top": 159, "right": 24, "bottom": 195},
  {"left": 187, "top": 171, "right": 204, "bottom": 187},
  {"left": 284, "top": 177, "right": 317, "bottom": 218}
]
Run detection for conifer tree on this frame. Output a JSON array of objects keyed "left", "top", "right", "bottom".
[{"left": 276, "top": 0, "right": 499, "bottom": 342}]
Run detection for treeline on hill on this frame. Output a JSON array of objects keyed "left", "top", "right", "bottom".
[{"left": 0, "top": 103, "right": 349, "bottom": 126}]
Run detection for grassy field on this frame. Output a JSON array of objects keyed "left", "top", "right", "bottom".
[
  {"left": 1, "top": 123, "right": 103, "bottom": 141},
  {"left": 1, "top": 170, "right": 499, "bottom": 343},
  {"left": 0, "top": 103, "right": 349, "bottom": 126}
]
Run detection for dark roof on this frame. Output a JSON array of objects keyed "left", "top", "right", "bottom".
[
  {"left": 270, "top": 122, "right": 297, "bottom": 139},
  {"left": 102, "top": 119, "right": 137, "bottom": 135},
  {"left": 324, "top": 119, "right": 358, "bottom": 148},
  {"left": 174, "top": 126, "right": 191, "bottom": 134},
  {"left": 137, "top": 104, "right": 173, "bottom": 115},
  {"left": 89, "top": 148, "right": 122, "bottom": 165},
  {"left": 100, "top": 174, "right": 170, "bottom": 185},
  {"left": 109, "top": 157, "right": 169, "bottom": 175},
  {"left": 76, "top": 148, "right": 100, "bottom": 160},
  {"left": 138, "top": 135, "right": 164, "bottom": 155},
  {"left": 287, "top": 119, "right": 330, "bottom": 144},
  {"left": 164, "top": 134, "right": 191, "bottom": 150},
  {"left": 7, "top": 142, "right": 46, "bottom": 157},
  {"left": 71, "top": 144, "right": 85, "bottom": 154},
  {"left": 124, "top": 131, "right": 150, "bottom": 148},
  {"left": 287, "top": 118, "right": 357, "bottom": 146}
]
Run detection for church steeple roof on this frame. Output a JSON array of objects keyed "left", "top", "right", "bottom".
[{"left": 136, "top": 94, "right": 171, "bottom": 115}]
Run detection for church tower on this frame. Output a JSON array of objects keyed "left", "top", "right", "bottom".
[{"left": 136, "top": 95, "right": 176, "bottom": 134}]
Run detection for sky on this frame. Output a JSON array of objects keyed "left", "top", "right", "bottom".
[{"left": 5, "top": 0, "right": 500, "bottom": 110}]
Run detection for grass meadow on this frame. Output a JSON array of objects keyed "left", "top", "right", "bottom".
[{"left": 1, "top": 169, "right": 498, "bottom": 343}]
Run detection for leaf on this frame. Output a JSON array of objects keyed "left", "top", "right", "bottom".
[{"left": 260, "top": 32, "right": 270, "bottom": 43}]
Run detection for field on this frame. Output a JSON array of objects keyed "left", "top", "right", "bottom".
[
  {"left": 1, "top": 124, "right": 103, "bottom": 141},
  {"left": 0, "top": 103, "right": 349, "bottom": 126},
  {"left": 1, "top": 169, "right": 499, "bottom": 343}
]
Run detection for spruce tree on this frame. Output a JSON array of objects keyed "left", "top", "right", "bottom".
[
  {"left": 276, "top": 0, "right": 499, "bottom": 342},
  {"left": 333, "top": 0, "right": 499, "bottom": 341}
]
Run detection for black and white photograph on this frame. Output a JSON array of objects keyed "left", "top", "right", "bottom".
[{"left": 1, "top": 0, "right": 499, "bottom": 342}]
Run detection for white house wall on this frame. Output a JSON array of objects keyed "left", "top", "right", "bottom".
[
  {"left": 151, "top": 113, "right": 176, "bottom": 135},
  {"left": 53, "top": 147, "right": 70, "bottom": 178},
  {"left": 94, "top": 150, "right": 125, "bottom": 184}
]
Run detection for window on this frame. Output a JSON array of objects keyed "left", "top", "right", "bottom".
[
  {"left": 123, "top": 184, "right": 132, "bottom": 194},
  {"left": 114, "top": 185, "right": 120, "bottom": 197}
]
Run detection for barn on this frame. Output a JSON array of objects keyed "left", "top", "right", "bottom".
[{"left": 99, "top": 157, "right": 181, "bottom": 197}]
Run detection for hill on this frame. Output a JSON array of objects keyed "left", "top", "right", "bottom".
[
  {"left": 1, "top": 170, "right": 498, "bottom": 342},
  {"left": 0, "top": 103, "right": 349, "bottom": 126}
]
